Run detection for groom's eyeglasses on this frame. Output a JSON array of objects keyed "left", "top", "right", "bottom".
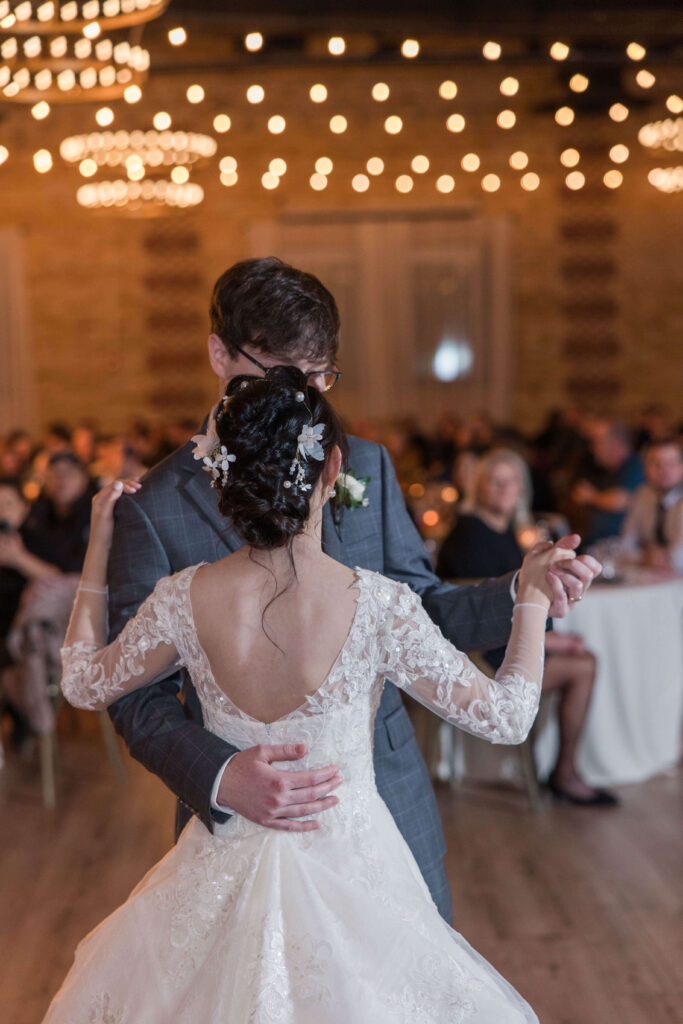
[{"left": 230, "top": 340, "right": 342, "bottom": 393}]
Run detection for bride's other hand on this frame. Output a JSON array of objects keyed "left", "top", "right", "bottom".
[
  {"left": 517, "top": 539, "right": 578, "bottom": 609},
  {"left": 542, "top": 534, "right": 602, "bottom": 617},
  {"left": 90, "top": 479, "right": 142, "bottom": 553}
]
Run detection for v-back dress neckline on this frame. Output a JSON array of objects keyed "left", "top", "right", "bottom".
[{"left": 185, "top": 563, "right": 365, "bottom": 726}]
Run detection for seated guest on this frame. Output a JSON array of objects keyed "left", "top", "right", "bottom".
[
  {"left": 438, "top": 449, "right": 617, "bottom": 806},
  {"left": 620, "top": 439, "right": 683, "bottom": 572},
  {"left": 571, "top": 420, "right": 644, "bottom": 545},
  {"left": 3, "top": 454, "right": 97, "bottom": 736}
]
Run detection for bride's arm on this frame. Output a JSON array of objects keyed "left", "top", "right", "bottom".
[
  {"left": 61, "top": 480, "right": 180, "bottom": 712},
  {"left": 381, "top": 543, "right": 575, "bottom": 744}
]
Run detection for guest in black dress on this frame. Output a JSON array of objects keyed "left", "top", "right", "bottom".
[{"left": 438, "top": 449, "right": 617, "bottom": 806}]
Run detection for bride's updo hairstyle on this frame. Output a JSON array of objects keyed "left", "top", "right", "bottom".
[{"left": 215, "top": 365, "right": 348, "bottom": 549}]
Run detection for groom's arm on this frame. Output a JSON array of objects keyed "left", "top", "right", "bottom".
[
  {"left": 107, "top": 493, "right": 235, "bottom": 832},
  {"left": 377, "top": 445, "right": 516, "bottom": 650}
]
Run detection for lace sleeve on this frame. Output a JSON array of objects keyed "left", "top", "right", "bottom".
[
  {"left": 60, "top": 575, "right": 181, "bottom": 711},
  {"left": 381, "top": 582, "right": 546, "bottom": 745}
]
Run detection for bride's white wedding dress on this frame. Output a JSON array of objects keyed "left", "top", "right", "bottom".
[{"left": 44, "top": 564, "right": 545, "bottom": 1024}]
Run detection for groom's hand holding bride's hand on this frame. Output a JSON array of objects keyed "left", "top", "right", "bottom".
[
  {"left": 217, "top": 744, "right": 343, "bottom": 832},
  {"left": 541, "top": 534, "right": 601, "bottom": 616}
]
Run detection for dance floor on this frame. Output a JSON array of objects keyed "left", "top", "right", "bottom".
[{"left": 0, "top": 715, "right": 681, "bottom": 1024}]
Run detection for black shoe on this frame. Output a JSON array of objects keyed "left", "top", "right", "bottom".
[{"left": 547, "top": 777, "right": 619, "bottom": 807}]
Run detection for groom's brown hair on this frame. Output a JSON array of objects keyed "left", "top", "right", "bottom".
[{"left": 210, "top": 257, "right": 340, "bottom": 364}]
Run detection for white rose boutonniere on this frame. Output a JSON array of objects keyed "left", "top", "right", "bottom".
[{"left": 335, "top": 470, "right": 370, "bottom": 509}]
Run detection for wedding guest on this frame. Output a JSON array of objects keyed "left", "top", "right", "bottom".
[
  {"left": 437, "top": 449, "right": 617, "bottom": 805},
  {"left": 620, "top": 439, "right": 683, "bottom": 572},
  {"left": 22, "top": 451, "right": 97, "bottom": 573},
  {"left": 571, "top": 420, "right": 644, "bottom": 545}
]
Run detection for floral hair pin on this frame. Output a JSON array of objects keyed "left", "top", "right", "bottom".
[
  {"left": 191, "top": 409, "right": 236, "bottom": 489},
  {"left": 284, "top": 390, "right": 326, "bottom": 492}
]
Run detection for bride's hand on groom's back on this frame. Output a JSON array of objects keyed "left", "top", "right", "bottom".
[
  {"left": 217, "top": 744, "right": 343, "bottom": 832},
  {"left": 89, "top": 479, "right": 142, "bottom": 552}
]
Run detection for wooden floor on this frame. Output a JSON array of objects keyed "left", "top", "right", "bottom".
[{"left": 1, "top": 715, "right": 681, "bottom": 1024}]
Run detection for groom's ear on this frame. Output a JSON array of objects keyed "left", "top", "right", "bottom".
[{"left": 208, "top": 334, "right": 233, "bottom": 380}]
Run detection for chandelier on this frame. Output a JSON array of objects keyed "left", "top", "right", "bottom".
[
  {"left": 60, "top": 128, "right": 217, "bottom": 212},
  {"left": 638, "top": 117, "right": 683, "bottom": 153},
  {"left": 0, "top": 1, "right": 169, "bottom": 33},
  {"left": 0, "top": 35, "right": 149, "bottom": 101}
]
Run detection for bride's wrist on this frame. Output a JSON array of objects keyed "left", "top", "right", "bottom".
[{"left": 515, "top": 584, "right": 551, "bottom": 611}]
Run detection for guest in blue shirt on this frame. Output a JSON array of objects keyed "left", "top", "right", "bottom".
[{"left": 571, "top": 421, "right": 644, "bottom": 545}]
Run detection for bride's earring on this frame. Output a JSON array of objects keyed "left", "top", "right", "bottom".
[{"left": 328, "top": 488, "right": 336, "bottom": 498}]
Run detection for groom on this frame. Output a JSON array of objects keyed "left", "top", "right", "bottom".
[{"left": 107, "top": 257, "right": 600, "bottom": 924}]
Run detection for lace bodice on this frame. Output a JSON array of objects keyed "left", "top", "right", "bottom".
[{"left": 62, "top": 566, "right": 546, "bottom": 789}]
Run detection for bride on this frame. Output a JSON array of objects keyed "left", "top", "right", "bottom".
[{"left": 43, "top": 368, "right": 572, "bottom": 1024}]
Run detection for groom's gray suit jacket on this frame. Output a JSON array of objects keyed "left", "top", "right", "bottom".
[{"left": 107, "top": 432, "right": 516, "bottom": 925}]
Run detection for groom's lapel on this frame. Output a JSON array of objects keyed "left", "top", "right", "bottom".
[{"left": 179, "top": 446, "right": 244, "bottom": 554}]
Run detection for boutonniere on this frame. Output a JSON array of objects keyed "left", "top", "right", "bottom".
[
  {"left": 191, "top": 409, "right": 236, "bottom": 489},
  {"left": 335, "top": 470, "right": 370, "bottom": 509}
]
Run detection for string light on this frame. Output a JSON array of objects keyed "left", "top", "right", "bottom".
[
  {"left": 560, "top": 148, "right": 580, "bottom": 167},
  {"left": 31, "top": 100, "right": 50, "bottom": 119},
  {"left": 124, "top": 85, "right": 142, "bottom": 103},
  {"left": 247, "top": 84, "right": 265, "bottom": 103},
  {"left": 609, "top": 144, "right": 629, "bottom": 163},
  {"left": 521, "top": 172, "right": 540, "bottom": 191},
  {"left": 550, "top": 41, "right": 570, "bottom": 61},
  {"left": 439, "top": 80, "right": 457, "bottom": 100},
  {"left": 603, "top": 169, "right": 623, "bottom": 189},
  {"left": 213, "top": 114, "right": 231, "bottom": 133},
  {"left": 569, "top": 74, "right": 589, "bottom": 93},
  {"left": 269, "top": 158, "right": 287, "bottom": 176},
  {"left": 245, "top": 32, "right": 263, "bottom": 52},
  {"left": 482, "top": 173, "right": 500, "bottom": 192},
  {"left": 168, "top": 27, "right": 187, "bottom": 46},
  {"left": 436, "top": 174, "right": 455, "bottom": 193},
  {"left": 310, "top": 173, "right": 327, "bottom": 190},
  {"left": 372, "top": 82, "right": 390, "bottom": 101},
  {"left": 220, "top": 171, "right": 238, "bottom": 186},
  {"left": 446, "top": 113, "right": 465, "bottom": 132},
  {"left": 609, "top": 103, "right": 629, "bottom": 122},
  {"left": 366, "top": 156, "right": 384, "bottom": 175},
  {"left": 309, "top": 83, "right": 327, "bottom": 103},
  {"left": 566, "top": 170, "right": 585, "bottom": 190},
  {"left": 328, "top": 36, "right": 345, "bottom": 56},
  {"left": 497, "top": 110, "right": 516, "bottom": 129},
  {"left": 384, "top": 115, "right": 402, "bottom": 134},
  {"left": 352, "top": 173, "right": 370, "bottom": 191},
  {"left": 33, "top": 148, "right": 52, "bottom": 173},
  {"left": 171, "top": 165, "right": 189, "bottom": 184},
  {"left": 461, "top": 153, "right": 480, "bottom": 171},
  {"left": 79, "top": 158, "right": 97, "bottom": 177},
  {"left": 315, "top": 156, "right": 333, "bottom": 174},
  {"left": 555, "top": 106, "right": 575, "bottom": 126},
  {"left": 395, "top": 174, "right": 413, "bottom": 193},
  {"left": 153, "top": 111, "right": 171, "bottom": 130},
  {"left": 219, "top": 156, "right": 237, "bottom": 173},
  {"left": 626, "top": 42, "right": 646, "bottom": 60},
  {"left": 666, "top": 95, "right": 683, "bottom": 115},
  {"left": 329, "top": 115, "right": 347, "bottom": 134},
  {"left": 482, "top": 41, "right": 501, "bottom": 60},
  {"left": 500, "top": 77, "right": 519, "bottom": 96},
  {"left": 261, "top": 171, "right": 279, "bottom": 189},
  {"left": 268, "top": 115, "right": 286, "bottom": 134},
  {"left": 509, "top": 150, "right": 528, "bottom": 169},
  {"left": 635, "top": 69, "right": 656, "bottom": 89},
  {"left": 648, "top": 167, "right": 683, "bottom": 193},
  {"left": 401, "top": 39, "right": 419, "bottom": 58},
  {"left": 186, "top": 84, "right": 204, "bottom": 104},
  {"left": 0, "top": 146, "right": 8, "bottom": 166},
  {"left": 96, "top": 106, "right": 114, "bottom": 126},
  {"left": 83, "top": 21, "right": 101, "bottom": 39},
  {"left": 411, "top": 155, "right": 430, "bottom": 173}
]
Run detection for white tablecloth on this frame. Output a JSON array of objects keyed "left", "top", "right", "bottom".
[
  {"left": 442, "top": 572, "right": 683, "bottom": 789},
  {"left": 535, "top": 573, "right": 683, "bottom": 786}
]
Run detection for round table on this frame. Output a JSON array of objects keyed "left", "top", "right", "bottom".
[{"left": 535, "top": 570, "right": 683, "bottom": 787}]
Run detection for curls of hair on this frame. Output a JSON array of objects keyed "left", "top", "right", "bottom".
[{"left": 215, "top": 365, "right": 347, "bottom": 549}]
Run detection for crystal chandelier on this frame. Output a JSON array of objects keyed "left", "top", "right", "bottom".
[
  {"left": 639, "top": 117, "right": 683, "bottom": 193},
  {"left": 0, "top": 1, "right": 169, "bottom": 33}
]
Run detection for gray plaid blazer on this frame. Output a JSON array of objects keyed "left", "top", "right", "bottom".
[{"left": 107, "top": 431, "right": 516, "bottom": 924}]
